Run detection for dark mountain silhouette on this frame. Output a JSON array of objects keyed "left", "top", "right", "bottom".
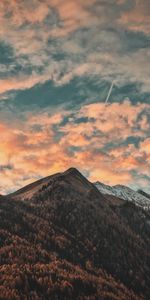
[{"left": 0, "top": 168, "right": 150, "bottom": 299}]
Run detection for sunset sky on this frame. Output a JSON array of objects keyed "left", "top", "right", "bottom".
[{"left": 0, "top": 0, "right": 150, "bottom": 194}]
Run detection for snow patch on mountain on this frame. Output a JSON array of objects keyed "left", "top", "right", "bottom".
[{"left": 95, "top": 182, "right": 150, "bottom": 209}]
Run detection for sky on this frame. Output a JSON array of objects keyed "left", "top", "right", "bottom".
[{"left": 0, "top": 0, "right": 150, "bottom": 194}]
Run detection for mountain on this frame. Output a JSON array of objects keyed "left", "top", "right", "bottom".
[
  {"left": 9, "top": 172, "right": 61, "bottom": 200},
  {"left": 95, "top": 181, "right": 150, "bottom": 209},
  {"left": 0, "top": 168, "right": 150, "bottom": 299},
  {"left": 138, "top": 189, "right": 150, "bottom": 200}
]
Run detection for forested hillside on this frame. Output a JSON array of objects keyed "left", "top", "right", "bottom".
[{"left": 0, "top": 168, "right": 150, "bottom": 299}]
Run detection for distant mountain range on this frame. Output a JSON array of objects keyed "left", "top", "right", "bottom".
[
  {"left": 95, "top": 181, "right": 150, "bottom": 209},
  {"left": 0, "top": 168, "right": 150, "bottom": 299}
]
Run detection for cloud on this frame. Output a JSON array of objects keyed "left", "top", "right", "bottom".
[
  {"left": 0, "top": 1, "right": 49, "bottom": 26},
  {"left": 0, "top": 0, "right": 149, "bottom": 99},
  {"left": 0, "top": 1, "right": 149, "bottom": 193},
  {"left": 0, "top": 73, "right": 50, "bottom": 94},
  {"left": 118, "top": 0, "right": 150, "bottom": 34},
  {"left": 0, "top": 99, "right": 150, "bottom": 194},
  {"left": 140, "top": 138, "right": 150, "bottom": 155}
]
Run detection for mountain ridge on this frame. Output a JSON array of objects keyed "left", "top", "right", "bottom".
[
  {"left": 0, "top": 167, "right": 150, "bottom": 299},
  {"left": 8, "top": 167, "right": 150, "bottom": 209},
  {"left": 95, "top": 181, "right": 150, "bottom": 209}
]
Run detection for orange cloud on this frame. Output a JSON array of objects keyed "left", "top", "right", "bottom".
[
  {"left": 0, "top": 1, "right": 49, "bottom": 26},
  {"left": 118, "top": 0, "right": 150, "bottom": 34},
  {"left": 0, "top": 0, "right": 97, "bottom": 41},
  {"left": 89, "top": 168, "right": 132, "bottom": 186},
  {"left": 49, "top": 0, "right": 98, "bottom": 36},
  {"left": 0, "top": 75, "right": 46, "bottom": 95},
  {"left": 140, "top": 138, "right": 150, "bottom": 155},
  {"left": 0, "top": 100, "right": 150, "bottom": 194}
]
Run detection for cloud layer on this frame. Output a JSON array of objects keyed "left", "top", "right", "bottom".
[
  {"left": 0, "top": 1, "right": 149, "bottom": 193},
  {"left": 0, "top": 100, "right": 150, "bottom": 194},
  {"left": 0, "top": 0, "right": 150, "bottom": 97}
]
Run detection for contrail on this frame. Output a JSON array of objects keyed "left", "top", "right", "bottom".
[{"left": 105, "top": 81, "right": 114, "bottom": 104}]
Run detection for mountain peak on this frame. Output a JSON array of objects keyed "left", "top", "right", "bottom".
[
  {"left": 63, "top": 167, "right": 82, "bottom": 176},
  {"left": 9, "top": 167, "right": 93, "bottom": 200}
]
